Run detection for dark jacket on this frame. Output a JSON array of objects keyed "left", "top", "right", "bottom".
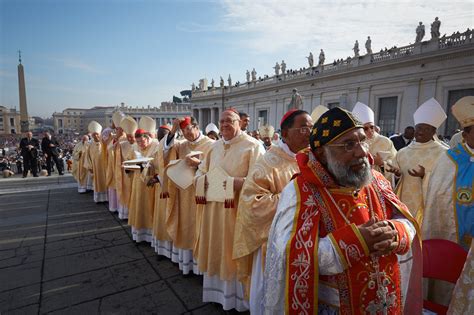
[
  {"left": 20, "top": 137, "right": 40, "bottom": 157},
  {"left": 41, "top": 136, "right": 61, "bottom": 157},
  {"left": 391, "top": 134, "right": 411, "bottom": 151}
]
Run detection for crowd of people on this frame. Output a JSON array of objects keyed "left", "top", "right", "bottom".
[
  {"left": 0, "top": 132, "right": 77, "bottom": 178},
  {"left": 69, "top": 96, "right": 472, "bottom": 314}
]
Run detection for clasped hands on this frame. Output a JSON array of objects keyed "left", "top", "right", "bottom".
[{"left": 358, "top": 218, "right": 398, "bottom": 257}]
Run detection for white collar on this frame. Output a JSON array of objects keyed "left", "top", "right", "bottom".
[
  {"left": 223, "top": 130, "right": 241, "bottom": 144},
  {"left": 278, "top": 139, "right": 296, "bottom": 158},
  {"left": 190, "top": 132, "right": 203, "bottom": 144}
]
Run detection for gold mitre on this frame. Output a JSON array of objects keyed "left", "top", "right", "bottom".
[
  {"left": 311, "top": 105, "right": 328, "bottom": 122},
  {"left": 138, "top": 116, "right": 156, "bottom": 134},
  {"left": 452, "top": 96, "right": 474, "bottom": 128},
  {"left": 120, "top": 116, "right": 138, "bottom": 135},
  {"left": 112, "top": 111, "right": 125, "bottom": 128},
  {"left": 259, "top": 125, "right": 275, "bottom": 138},
  {"left": 88, "top": 121, "right": 102, "bottom": 134}
]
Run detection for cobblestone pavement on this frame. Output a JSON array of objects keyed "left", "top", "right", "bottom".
[{"left": 0, "top": 175, "right": 241, "bottom": 314}]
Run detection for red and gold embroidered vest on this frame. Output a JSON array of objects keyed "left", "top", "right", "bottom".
[{"left": 286, "top": 151, "right": 415, "bottom": 315}]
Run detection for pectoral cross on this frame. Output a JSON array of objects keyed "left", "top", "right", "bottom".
[{"left": 365, "top": 257, "right": 395, "bottom": 315}]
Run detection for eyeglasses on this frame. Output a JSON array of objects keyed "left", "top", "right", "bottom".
[
  {"left": 219, "top": 119, "right": 239, "bottom": 125},
  {"left": 326, "top": 140, "right": 369, "bottom": 152},
  {"left": 289, "top": 126, "right": 312, "bottom": 134}
]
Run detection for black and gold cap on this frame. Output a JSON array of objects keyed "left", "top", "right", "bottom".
[{"left": 310, "top": 107, "right": 363, "bottom": 151}]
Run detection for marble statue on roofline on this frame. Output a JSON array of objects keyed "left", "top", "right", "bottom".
[
  {"left": 353, "top": 40, "right": 360, "bottom": 57},
  {"left": 415, "top": 22, "right": 425, "bottom": 43},
  {"left": 365, "top": 36, "right": 372, "bottom": 54},
  {"left": 274, "top": 62, "right": 280, "bottom": 75},
  {"left": 220, "top": 77, "right": 224, "bottom": 88},
  {"left": 289, "top": 88, "right": 303, "bottom": 110},
  {"left": 211, "top": 78, "right": 215, "bottom": 89},
  {"left": 191, "top": 82, "right": 196, "bottom": 91},
  {"left": 246, "top": 70, "right": 250, "bottom": 82},
  {"left": 251, "top": 68, "right": 257, "bottom": 81},
  {"left": 318, "top": 49, "right": 325, "bottom": 65},
  {"left": 431, "top": 17, "right": 441, "bottom": 39},
  {"left": 227, "top": 74, "right": 232, "bottom": 87},
  {"left": 306, "top": 52, "right": 314, "bottom": 67},
  {"left": 281, "top": 60, "right": 286, "bottom": 74}
]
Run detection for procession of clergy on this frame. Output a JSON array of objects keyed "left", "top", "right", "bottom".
[{"left": 71, "top": 95, "right": 473, "bottom": 315}]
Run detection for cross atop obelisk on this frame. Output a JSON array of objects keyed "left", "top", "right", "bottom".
[{"left": 17, "top": 49, "right": 29, "bottom": 132}]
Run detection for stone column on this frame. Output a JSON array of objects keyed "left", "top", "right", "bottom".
[
  {"left": 210, "top": 107, "right": 215, "bottom": 125},
  {"left": 197, "top": 109, "right": 202, "bottom": 125}
]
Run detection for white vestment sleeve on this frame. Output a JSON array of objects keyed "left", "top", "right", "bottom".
[{"left": 263, "top": 181, "right": 345, "bottom": 314}]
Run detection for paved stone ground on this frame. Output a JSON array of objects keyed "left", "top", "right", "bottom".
[{"left": 0, "top": 174, "right": 242, "bottom": 314}]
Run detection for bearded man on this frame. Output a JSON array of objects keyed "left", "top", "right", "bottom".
[{"left": 263, "top": 107, "right": 421, "bottom": 314}]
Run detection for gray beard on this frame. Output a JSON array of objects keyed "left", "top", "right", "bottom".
[{"left": 324, "top": 147, "right": 372, "bottom": 189}]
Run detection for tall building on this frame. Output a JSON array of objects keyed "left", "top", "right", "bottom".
[{"left": 191, "top": 26, "right": 474, "bottom": 136}]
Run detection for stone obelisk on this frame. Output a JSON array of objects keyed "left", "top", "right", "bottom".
[{"left": 17, "top": 50, "right": 29, "bottom": 132}]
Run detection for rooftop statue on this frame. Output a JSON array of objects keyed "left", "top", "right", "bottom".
[
  {"left": 415, "top": 22, "right": 425, "bottom": 43},
  {"left": 353, "top": 40, "right": 360, "bottom": 57},
  {"left": 307, "top": 52, "right": 314, "bottom": 67},
  {"left": 281, "top": 60, "right": 286, "bottom": 74},
  {"left": 431, "top": 17, "right": 441, "bottom": 39},
  {"left": 318, "top": 49, "right": 325, "bottom": 65},
  {"left": 274, "top": 62, "right": 280, "bottom": 75},
  {"left": 365, "top": 36, "right": 372, "bottom": 54},
  {"left": 246, "top": 70, "right": 250, "bottom": 82},
  {"left": 251, "top": 68, "right": 257, "bottom": 81}
]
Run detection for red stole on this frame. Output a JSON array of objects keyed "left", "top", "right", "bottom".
[{"left": 285, "top": 151, "right": 419, "bottom": 315}]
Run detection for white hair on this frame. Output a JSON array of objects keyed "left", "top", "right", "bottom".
[{"left": 323, "top": 146, "right": 372, "bottom": 188}]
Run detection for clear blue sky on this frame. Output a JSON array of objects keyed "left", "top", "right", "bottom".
[{"left": 1, "top": 0, "right": 472, "bottom": 117}]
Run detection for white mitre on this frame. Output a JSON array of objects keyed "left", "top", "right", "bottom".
[
  {"left": 352, "top": 102, "right": 374, "bottom": 124},
  {"left": 112, "top": 111, "right": 125, "bottom": 128},
  {"left": 259, "top": 125, "right": 275, "bottom": 138},
  {"left": 310, "top": 105, "right": 328, "bottom": 122},
  {"left": 138, "top": 116, "right": 156, "bottom": 134},
  {"left": 414, "top": 97, "right": 447, "bottom": 128},
  {"left": 88, "top": 121, "right": 102, "bottom": 134},
  {"left": 452, "top": 96, "right": 474, "bottom": 128},
  {"left": 120, "top": 116, "right": 138, "bottom": 135},
  {"left": 205, "top": 123, "right": 219, "bottom": 134}
]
